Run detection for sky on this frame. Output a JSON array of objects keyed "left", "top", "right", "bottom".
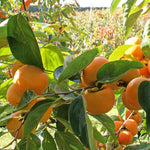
[{"left": 61, "top": 0, "right": 143, "bottom": 7}]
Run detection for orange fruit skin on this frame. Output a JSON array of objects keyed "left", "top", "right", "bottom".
[
  {"left": 7, "top": 118, "right": 36, "bottom": 139},
  {"left": 6, "top": 84, "right": 24, "bottom": 107},
  {"left": 121, "top": 90, "right": 138, "bottom": 110},
  {"left": 147, "top": 61, "right": 150, "bottom": 74},
  {"left": 125, "top": 45, "right": 144, "bottom": 61},
  {"left": 11, "top": 111, "right": 21, "bottom": 117},
  {"left": 23, "top": 97, "right": 38, "bottom": 110},
  {"left": 83, "top": 87, "right": 115, "bottom": 114},
  {"left": 126, "top": 77, "right": 149, "bottom": 110},
  {"left": 13, "top": 65, "right": 49, "bottom": 95},
  {"left": 124, "top": 119, "right": 138, "bottom": 136},
  {"left": 114, "top": 121, "right": 123, "bottom": 132},
  {"left": 81, "top": 57, "right": 108, "bottom": 87},
  {"left": 125, "top": 109, "right": 142, "bottom": 124},
  {"left": 11, "top": 60, "right": 24, "bottom": 77},
  {"left": 118, "top": 130, "right": 133, "bottom": 145},
  {"left": 7, "top": 118, "right": 24, "bottom": 139},
  {"left": 40, "top": 104, "right": 53, "bottom": 122},
  {"left": 105, "top": 82, "right": 120, "bottom": 91},
  {"left": 120, "top": 69, "right": 140, "bottom": 82},
  {"left": 138, "top": 66, "right": 150, "bottom": 78},
  {"left": 24, "top": 97, "right": 53, "bottom": 122},
  {"left": 125, "top": 37, "right": 141, "bottom": 45},
  {"left": 118, "top": 114, "right": 124, "bottom": 122}
]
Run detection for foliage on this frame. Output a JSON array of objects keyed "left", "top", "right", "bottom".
[{"left": 0, "top": 0, "right": 150, "bottom": 149}]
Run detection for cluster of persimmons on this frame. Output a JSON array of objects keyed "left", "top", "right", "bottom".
[
  {"left": 6, "top": 60, "right": 51, "bottom": 139},
  {"left": 81, "top": 37, "right": 148, "bottom": 149}
]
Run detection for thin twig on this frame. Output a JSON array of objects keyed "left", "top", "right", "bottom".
[
  {"left": 1, "top": 111, "right": 29, "bottom": 149},
  {"left": 43, "top": 86, "right": 93, "bottom": 97},
  {"left": 22, "top": 0, "right": 29, "bottom": 22}
]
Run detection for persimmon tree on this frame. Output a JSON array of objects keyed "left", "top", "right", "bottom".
[{"left": 0, "top": 0, "right": 150, "bottom": 149}]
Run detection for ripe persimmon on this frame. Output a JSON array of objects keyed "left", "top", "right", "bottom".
[
  {"left": 147, "top": 61, "right": 150, "bottom": 74},
  {"left": 6, "top": 84, "right": 24, "bottom": 107},
  {"left": 121, "top": 90, "right": 137, "bottom": 110},
  {"left": 83, "top": 87, "right": 115, "bottom": 114},
  {"left": 125, "top": 45, "right": 144, "bottom": 61},
  {"left": 118, "top": 130, "right": 133, "bottom": 145},
  {"left": 120, "top": 69, "right": 140, "bottom": 83},
  {"left": 138, "top": 66, "right": 150, "bottom": 78},
  {"left": 124, "top": 119, "right": 138, "bottom": 136},
  {"left": 114, "top": 121, "right": 123, "bottom": 132},
  {"left": 11, "top": 60, "right": 24, "bottom": 77},
  {"left": 105, "top": 81, "right": 120, "bottom": 91},
  {"left": 6, "top": 113, "right": 36, "bottom": 139},
  {"left": 81, "top": 57, "right": 108, "bottom": 87},
  {"left": 125, "top": 109, "right": 142, "bottom": 124},
  {"left": 126, "top": 77, "right": 149, "bottom": 110},
  {"left": 13, "top": 65, "right": 48, "bottom": 95},
  {"left": 125, "top": 37, "right": 141, "bottom": 45}
]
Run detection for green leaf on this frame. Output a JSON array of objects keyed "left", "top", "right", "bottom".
[
  {"left": 93, "top": 127, "right": 106, "bottom": 144},
  {"left": 110, "top": 0, "right": 121, "bottom": 15},
  {"left": 123, "top": 0, "right": 136, "bottom": 23},
  {"left": 124, "top": 142, "right": 150, "bottom": 150},
  {"left": 58, "top": 47, "right": 100, "bottom": 83},
  {"left": 0, "top": 19, "right": 8, "bottom": 48},
  {"left": 0, "top": 114, "right": 12, "bottom": 126},
  {"left": 124, "top": 9, "right": 143, "bottom": 38},
  {"left": 42, "top": 129, "right": 57, "bottom": 150},
  {"left": 0, "top": 78, "right": 13, "bottom": 99},
  {"left": 15, "top": 134, "right": 41, "bottom": 150},
  {"left": 55, "top": 116, "right": 72, "bottom": 131},
  {"left": 142, "top": 2, "right": 150, "bottom": 15},
  {"left": 55, "top": 131, "right": 70, "bottom": 150},
  {"left": 116, "top": 94, "right": 126, "bottom": 119},
  {"left": 0, "top": 104, "right": 10, "bottom": 115},
  {"left": 7, "top": 13, "right": 43, "bottom": 69},
  {"left": 23, "top": 99, "right": 53, "bottom": 138},
  {"left": 54, "top": 82, "right": 75, "bottom": 100},
  {"left": 64, "top": 26, "right": 88, "bottom": 35},
  {"left": 55, "top": 131, "right": 85, "bottom": 150},
  {"left": 33, "top": 30, "right": 47, "bottom": 39},
  {"left": 91, "top": 114, "right": 117, "bottom": 143},
  {"left": 0, "top": 47, "right": 11, "bottom": 59},
  {"left": 51, "top": 36, "right": 70, "bottom": 42},
  {"left": 138, "top": 81, "right": 150, "bottom": 133},
  {"left": 108, "top": 45, "right": 132, "bottom": 61},
  {"left": 69, "top": 95, "right": 97, "bottom": 150},
  {"left": 29, "top": 133, "right": 41, "bottom": 149},
  {"left": 130, "top": 0, "right": 149, "bottom": 15},
  {"left": 143, "top": 19, "right": 150, "bottom": 38},
  {"left": 97, "top": 60, "right": 144, "bottom": 84},
  {"left": 15, "top": 139, "right": 27, "bottom": 150},
  {"left": 40, "top": 43, "right": 64, "bottom": 80},
  {"left": 141, "top": 37, "right": 150, "bottom": 59},
  {"left": 16, "top": 90, "right": 37, "bottom": 110}
]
